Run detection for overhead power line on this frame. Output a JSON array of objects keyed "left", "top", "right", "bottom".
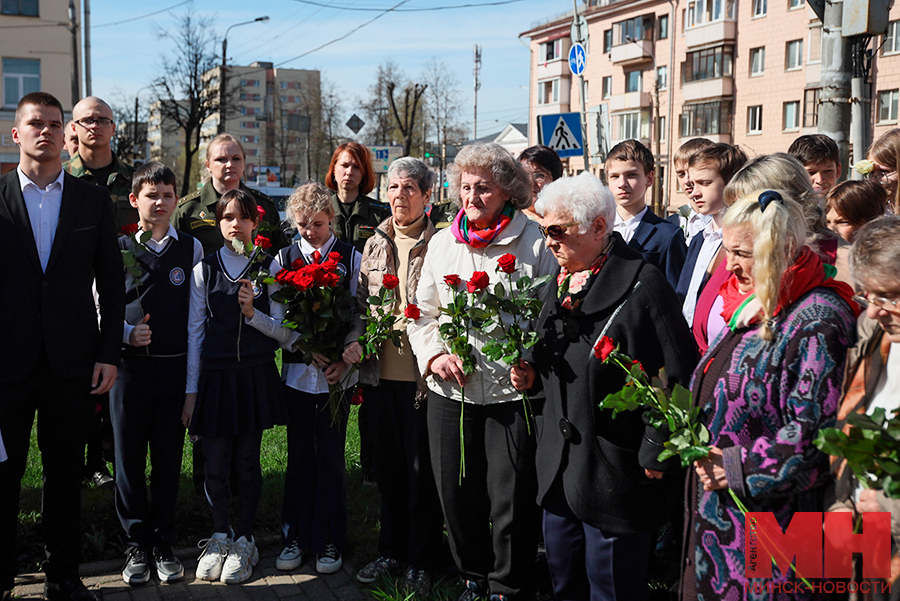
[
  {"left": 93, "top": 1, "right": 191, "bottom": 28},
  {"left": 290, "top": 0, "right": 526, "bottom": 11}
]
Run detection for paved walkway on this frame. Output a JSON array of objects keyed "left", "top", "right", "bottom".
[{"left": 11, "top": 542, "right": 370, "bottom": 601}]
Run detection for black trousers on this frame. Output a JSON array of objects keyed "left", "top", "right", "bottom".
[
  {"left": 0, "top": 350, "right": 93, "bottom": 589},
  {"left": 109, "top": 356, "right": 185, "bottom": 548},
  {"left": 281, "top": 386, "right": 348, "bottom": 554},
  {"left": 366, "top": 381, "right": 443, "bottom": 569},
  {"left": 427, "top": 391, "right": 537, "bottom": 600},
  {"left": 202, "top": 432, "right": 263, "bottom": 540}
]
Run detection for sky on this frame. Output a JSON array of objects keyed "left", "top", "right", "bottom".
[{"left": 88, "top": 0, "right": 570, "bottom": 141}]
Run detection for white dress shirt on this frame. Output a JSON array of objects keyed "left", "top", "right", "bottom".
[
  {"left": 684, "top": 210, "right": 712, "bottom": 246},
  {"left": 613, "top": 206, "right": 648, "bottom": 244},
  {"left": 682, "top": 221, "right": 723, "bottom": 324},
  {"left": 869, "top": 343, "right": 900, "bottom": 419},
  {"left": 18, "top": 166, "right": 64, "bottom": 272},
  {"left": 282, "top": 234, "right": 362, "bottom": 394}
]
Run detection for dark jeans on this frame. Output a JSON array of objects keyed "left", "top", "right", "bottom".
[
  {"left": 281, "top": 386, "right": 348, "bottom": 554},
  {"left": 202, "top": 432, "right": 263, "bottom": 540},
  {"left": 0, "top": 350, "right": 92, "bottom": 589},
  {"left": 542, "top": 483, "right": 652, "bottom": 601},
  {"left": 366, "top": 381, "right": 443, "bottom": 569},
  {"left": 427, "top": 391, "right": 537, "bottom": 600},
  {"left": 109, "top": 356, "right": 185, "bottom": 548}
]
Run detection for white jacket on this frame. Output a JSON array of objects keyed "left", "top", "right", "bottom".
[{"left": 408, "top": 210, "right": 557, "bottom": 404}]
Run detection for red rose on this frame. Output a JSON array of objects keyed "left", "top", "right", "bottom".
[
  {"left": 444, "top": 274, "right": 461, "bottom": 287},
  {"left": 382, "top": 274, "right": 400, "bottom": 290},
  {"left": 466, "top": 271, "right": 490, "bottom": 294},
  {"left": 254, "top": 235, "right": 272, "bottom": 249},
  {"left": 121, "top": 223, "right": 139, "bottom": 236},
  {"left": 291, "top": 258, "right": 306, "bottom": 270},
  {"left": 256, "top": 205, "right": 266, "bottom": 220},
  {"left": 404, "top": 303, "right": 421, "bottom": 320},
  {"left": 593, "top": 335, "right": 616, "bottom": 361},
  {"left": 631, "top": 360, "right": 644, "bottom": 372},
  {"left": 296, "top": 272, "right": 315, "bottom": 289},
  {"left": 328, "top": 251, "right": 341, "bottom": 262},
  {"left": 497, "top": 253, "right": 516, "bottom": 274}
]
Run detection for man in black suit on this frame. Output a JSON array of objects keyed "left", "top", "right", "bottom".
[{"left": 0, "top": 92, "right": 124, "bottom": 601}]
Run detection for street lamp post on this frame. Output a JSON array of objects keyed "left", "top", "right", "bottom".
[
  {"left": 219, "top": 16, "right": 270, "bottom": 134},
  {"left": 625, "top": 35, "right": 663, "bottom": 217},
  {"left": 67, "top": 0, "right": 79, "bottom": 108}
]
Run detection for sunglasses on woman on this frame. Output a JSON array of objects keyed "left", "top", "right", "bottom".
[{"left": 539, "top": 221, "right": 580, "bottom": 241}]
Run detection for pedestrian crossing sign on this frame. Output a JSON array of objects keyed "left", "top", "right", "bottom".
[{"left": 538, "top": 112, "right": 584, "bottom": 158}]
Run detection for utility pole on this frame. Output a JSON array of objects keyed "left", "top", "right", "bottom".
[
  {"left": 84, "top": 0, "right": 91, "bottom": 96},
  {"left": 849, "top": 36, "right": 872, "bottom": 176},
  {"left": 473, "top": 45, "right": 482, "bottom": 140},
  {"left": 818, "top": 0, "right": 852, "bottom": 175},
  {"left": 572, "top": 0, "right": 590, "bottom": 172},
  {"left": 219, "top": 16, "right": 270, "bottom": 134},
  {"left": 67, "top": 0, "right": 79, "bottom": 108}
]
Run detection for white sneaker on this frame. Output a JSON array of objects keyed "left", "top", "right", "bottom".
[
  {"left": 276, "top": 540, "right": 309, "bottom": 571},
  {"left": 221, "top": 535, "right": 259, "bottom": 584},
  {"left": 316, "top": 543, "right": 342, "bottom": 574},
  {"left": 195, "top": 533, "right": 231, "bottom": 581}
]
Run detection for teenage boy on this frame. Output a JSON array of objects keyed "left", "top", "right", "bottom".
[
  {"left": 606, "top": 139, "right": 686, "bottom": 289},
  {"left": 668, "top": 138, "right": 714, "bottom": 245},
  {"left": 111, "top": 162, "right": 203, "bottom": 585},
  {"left": 787, "top": 133, "right": 842, "bottom": 196},
  {"left": 0, "top": 91, "right": 124, "bottom": 601},
  {"left": 676, "top": 143, "right": 748, "bottom": 318}
]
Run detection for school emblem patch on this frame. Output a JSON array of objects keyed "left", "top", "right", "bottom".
[
  {"left": 252, "top": 283, "right": 262, "bottom": 298},
  {"left": 169, "top": 267, "right": 186, "bottom": 285},
  {"left": 335, "top": 262, "right": 347, "bottom": 283}
]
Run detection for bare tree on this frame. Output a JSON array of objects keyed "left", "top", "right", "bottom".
[
  {"left": 387, "top": 80, "right": 427, "bottom": 157},
  {"left": 360, "top": 61, "right": 402, "bottom": 146},
  {"left": 110, "top": 91, "right": 149, "bottom": 164},
  {"left": 150, "top": 10, "right": 220, "bottom": 196}
]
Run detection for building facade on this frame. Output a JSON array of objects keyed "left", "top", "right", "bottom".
[
  {"left": 522, "top": 0, "right": 900, "bottom": 210},
  {"left": 0, "top": 0, "right": 81, "bottom": 172}
]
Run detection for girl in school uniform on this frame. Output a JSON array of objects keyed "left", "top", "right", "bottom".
[{"left": 182, "top": 188, "right": 290, "bottom": 585}]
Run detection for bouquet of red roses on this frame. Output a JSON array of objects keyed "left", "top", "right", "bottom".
[{"left": 270, "top": 251, "right": 356, "bottom": 422}]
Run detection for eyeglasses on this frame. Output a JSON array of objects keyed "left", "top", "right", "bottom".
[
  {"left": 532, "top": 172, "right": 548, "bottom": 183},
  {"left": 870, "top": 169, "right": 897, "bottom": 182},
  {"left": 539, "top": 221, "right": 580, "bottom": 241},
  {"left": 852, "top": 291, "right": 900, "bottom": 311},
  {"left": 75, "top": 117, "right": 114, "bottom": 129}
]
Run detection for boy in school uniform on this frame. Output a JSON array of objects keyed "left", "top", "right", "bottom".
[
  {"left": 668, "top": 138, "right": 714, "bottom": 246},
  {"left": 110, "top": 162, "right": 203, "bottom": 585},
  {"left": 606, "top": 139, "right": 686, "bottom": 290},
  {"left": 788, "top": 133, "right": 842, "bottom": 196}
]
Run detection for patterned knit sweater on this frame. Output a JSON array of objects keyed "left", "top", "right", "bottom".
[{"left": 680, "top": 287, "right": 857, "bottom": 601}]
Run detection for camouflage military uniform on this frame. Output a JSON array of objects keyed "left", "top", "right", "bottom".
[
  {"left": 63, "top": 152, "right": 137, "bottom": 230},
  {"left": 426, "top": 201, "right": 457, "bottom": 230},
  {"left": 171, "top": 180, "right": 290, "bottom": 257},
  {"left": 331, "top": 193, "right": 391, "bottom": 253}
]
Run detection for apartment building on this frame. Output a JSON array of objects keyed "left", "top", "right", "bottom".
[
  {"left": 0, "top": 0, "right": 81, "bottom": 172},
  {"left": 522, "top": 0, "right": 900, "bottom": 210}
]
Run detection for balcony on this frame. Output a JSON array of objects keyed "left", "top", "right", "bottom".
[
  {"left": 536, "top": 58, "right": 569, "bottom": 79},
  {"left": 610, "top": 39, "right": 653, "bottom": 65},
  {"left": 684, "top": 19, "right": 736, "bottom": 49},
  {"left": 682, "top": 77, "right": 733, "bottom": 102},
  {"left": 609, "top": 91, "right": 651, "bottom": 112}
]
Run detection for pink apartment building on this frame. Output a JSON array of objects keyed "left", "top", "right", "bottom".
[{"left": 522, "top": 0, "right": 900, "bottom": 211}]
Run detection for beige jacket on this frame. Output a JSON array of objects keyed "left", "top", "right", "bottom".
[{"left": 357, "top": 216, "right": 436, "bottom": 393}]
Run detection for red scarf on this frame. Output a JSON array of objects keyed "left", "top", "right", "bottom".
[
  {"left": 450, "top": 203, "right": 514, "bottom": 248},
  {"left": 720, "top": 246, "right": 859, "bottom": 330}
]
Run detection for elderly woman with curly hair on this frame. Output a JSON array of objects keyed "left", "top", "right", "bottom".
[
  {"left": 408, "top": 143, "right": 557, "bottom": 601},
  {"left": 682, "top": 189, "right": 858, "bottom": 600}
]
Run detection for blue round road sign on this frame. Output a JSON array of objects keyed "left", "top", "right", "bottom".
[{"left": 569, "top": 43, "right": 586, "bottom": 76}]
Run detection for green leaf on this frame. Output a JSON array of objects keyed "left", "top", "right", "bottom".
[
  {"left": 516, "top": 275, "right": 531, "bottom": 291},
  {"left": 368, "top": 295, "right": 382, "bottom": 306},
  {"left": 494, "top": 282, "right": 505, "bottom": 297}
]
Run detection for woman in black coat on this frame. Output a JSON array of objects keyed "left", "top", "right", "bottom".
[{"left": 512, "top": 172, "right": 698, "bottom": 601}]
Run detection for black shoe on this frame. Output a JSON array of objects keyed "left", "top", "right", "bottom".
[
  {"left": 122, "top": 547, "right": 151, "bottom": 585},
  {"left": 2, "top": 589, "right": 12, "bottom": 601},
  {"left": 44, "top": 578, "right": 98, "bottom": 601},
  {"left": 90, "top": 469, "right": 114, "bottom": 488},
  {"left": 153, "top": 544, "right": 184, "bottom": 582},
  {"left": 458, "top": 580, "right": 482, "bottom": 601}
]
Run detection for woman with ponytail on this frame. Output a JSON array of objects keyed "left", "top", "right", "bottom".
[{"left": 680, "top": 190, "right": 859, "bottom": 600}]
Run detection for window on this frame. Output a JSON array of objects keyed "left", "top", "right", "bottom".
[
  {"left": 659, "top": 116, "right": 667, "bottom": 142},
  {"left": 750, "top": 47, "right": 765, "bottom": 76},
  {"left": 240, "top": 107, "right": 260, "bottom": 115},
  {"left": 240, "top": 93, "right": 260, "bottom": 101},
  {"left": 246, "top": 148, "right": 259, "bottom": 157},
  {"left": 541, "top": 39, "right": 562, "bottom": 62},
  {"left": 3, "top": 58, "right": 39, "bottom": 108},
  {"left": 753, "top": 0, "right": 767, "bottom": 16},
  {"left": 884, "top": 21, "right": 900, "bottom": 55},
  {"left": 686, "top": 0, "right": 735, "bottom": 28},
  {"left": 240, "top": 79, "right": 260, "bottom": 87},
  {"left": 603, "top": 29, "right": 612, "bottom": 53},
  {"left": 625, "top": 71, "right": 642, "bottom": 93},
  {"left": 240, "top": 121, "right": 260, "bottom": 129},
  {"left": 786, "top": 40, "right": 803, "bottom": 69},
  {"left": 879, "top": 90, "right": 899, "bottom": 123},
  {"left": 680, "top": 100, "right": 733, "bottom": 137},
  {"left": 747, "top": 105, "right": 763, "bottom": 133},
  {"left": 803, "top": 88, "right": 819, "bottom": 127},
  {"left": 658, "top": 14, "right": 669, "bottom": 39},
  {"left": 809, "top": 26, "right": 822, "bottom": 62},
  {"left": 1, "top": 0, "right": 38, "bottom": 16},
  {"left": 783, "top": 101, "right": 800, "bottom": 130},
  {"left": 656, "top": 66, "right": 668, "bottom": 90},
  {"left": 683, "top": 46, "right": 733, "bottom": 83},
  {"left": 538, "top": 79, "right": 559, "bottom": 105},
  {"left": 613, "top": 14, "right": 654, "bottom": 46},
  {"left": 613, "top": 111, "right": 642, "bottom": 142},
  {"left": 602, "top": 76, "right": 612, "bottom": 99},
  {"left": 789, "top": 0, "right": 803, "bottom": 8},
  {"left": 241, "top": 135, "right": 259, "bottom": 143}
]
